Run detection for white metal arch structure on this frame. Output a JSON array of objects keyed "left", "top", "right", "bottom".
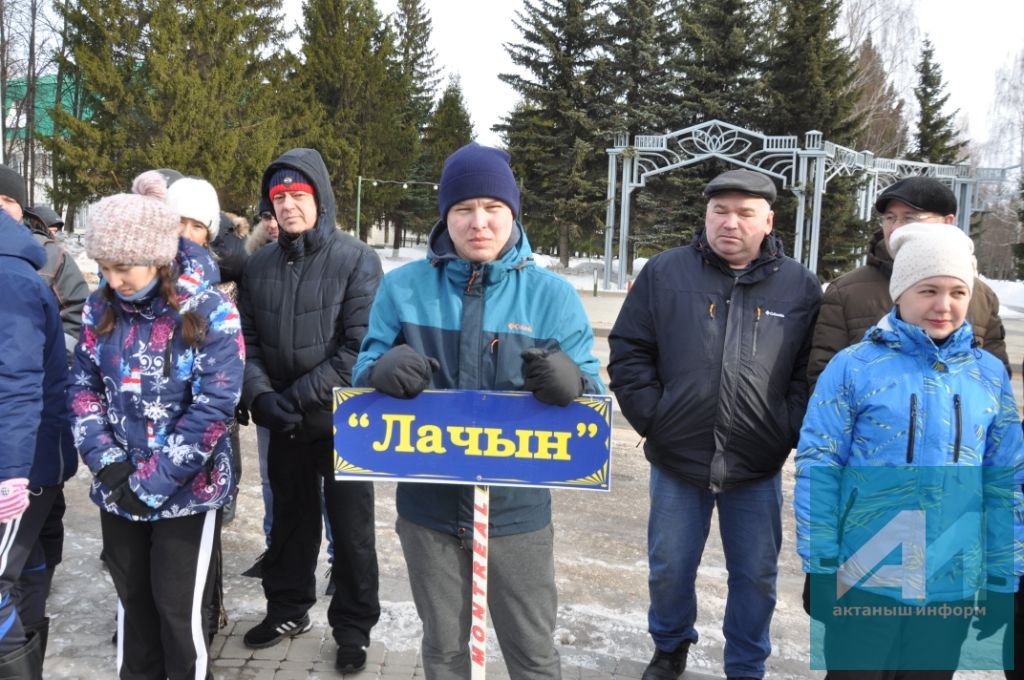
[{"left": 605, "top": 119, "right": 1012, "bottom": 288}]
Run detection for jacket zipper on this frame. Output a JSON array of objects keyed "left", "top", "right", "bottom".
[
  {"left": 953, "top": 394, "right": 962, "bottom": 463},
  {"left": 906, "top": 393, "right": 917, "bottom": 463},
  {"left": 753, "top": 305, "right": 762, "bottom": 357},
  {"left": 466, "top": 268, "right": 481, "bottom": 294}
]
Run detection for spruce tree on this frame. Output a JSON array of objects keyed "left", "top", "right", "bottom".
[
  {"left": 909, "top": 38, "right": 966, "bottom": 165},
  {"left": 851, "top": 36, "right": 909, "bottom": 157},
  {"left": 387, "top": 0, "right": 440, "bottom": 251},
  {"left": 49, "top": 0, "right": 289, "bottom": 210},
  {"left": 499, "top": 0, "right": 608, "bottom": 266},
  {"left": 762, "top": 0, "right": 866, "bottom": 278},
  {"left": 296, "top": 0, "right": 413, "bottom": 238}
]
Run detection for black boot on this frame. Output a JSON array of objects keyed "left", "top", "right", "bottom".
[
  {"left": 22, "top": 618, "right": 48, "bottom": 657},
  {"left": 641, "top": 641, "right": 689, "bottom": 680},
  {"left": 0, "top": 630, "right": 43, "bottom": 680}
]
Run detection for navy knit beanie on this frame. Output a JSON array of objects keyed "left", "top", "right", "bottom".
[
  {"left": 0, "top": 164, "right": 27, "bottom": 208},
  {"left": 438, "top": 143, "right": 520, "bottom": 219},
  {"left": 267, "top": 167, "right": 316, "bottom": 201}
]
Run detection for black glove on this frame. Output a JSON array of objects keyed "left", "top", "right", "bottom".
[
  {"left": 235, "top": 404, "right": 250, "bottom": 427},
  {"left": 97, "top": 460, "right": 135, "bottom": 490},
  {"left": 370, "top": 345, "right": 440, "bottom": 399},
  {"left": 110, "top": 483, "right": 153, "bottom": 517},
  {"left": 250, "top": 393, "right": 302, "bottom": 433},
  {"left": 521, "top": 348, "right": 585, "bottom": 406},
  {"left": 803, "top": 572, "right": 837, "bottom": 622},
  {"left": 973, "top": 586, "right": 1014, "bottom": 640}
]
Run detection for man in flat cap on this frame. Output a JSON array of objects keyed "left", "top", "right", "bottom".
[
  {"left": 609, "top": 169, "right": 821, "bottom": 680},
  {"left": 807, "top": 175, "right": 1008, "bottom": 388}
]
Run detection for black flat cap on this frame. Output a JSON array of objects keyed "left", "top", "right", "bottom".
[
  {"left": 703, "top": 169, "right": 777, "bottom": 204},
  {"left": 874, "top": 176, "right": 957, "bottom": 215},
  {"left": 24, "top": 204, "right": 63, "bottom": 229}
]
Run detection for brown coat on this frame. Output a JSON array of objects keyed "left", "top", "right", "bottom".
[{"left": 807, "top": 229, "right": 1008, "bottom": 389}]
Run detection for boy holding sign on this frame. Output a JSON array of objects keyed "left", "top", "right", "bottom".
[{"left": 354, "top": 143, "right": 602, "bottom": 679}]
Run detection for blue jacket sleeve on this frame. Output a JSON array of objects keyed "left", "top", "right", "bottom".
[
  {"left": 555, "top": 284, "right": 603, "bottom": 394},
  {"left": 982, "top": 368, "right": 1024, "bottom": 591},
  {"left": 132, "top": 296, "right": 244, "bottom": 508},
  {"left": 794, "top": 352, "right": 854, "bottom": 573},
  {"left": 353, "top": 277, "right": 401, "bottom": 388},
  {"left": 0, "top": 274, "right": 46, "bottom": 481}
]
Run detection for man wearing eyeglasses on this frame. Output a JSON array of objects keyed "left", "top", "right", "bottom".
[{"left": 807, "top": 176, "right": 1009, "bottom": 387}]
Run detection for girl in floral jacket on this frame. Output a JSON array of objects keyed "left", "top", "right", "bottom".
[{"left": 68, "top": 171, "right": 243, "bottom": 680}]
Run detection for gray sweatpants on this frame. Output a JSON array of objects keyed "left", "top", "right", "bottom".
[{"left": 397, "top": 517, "right": 561, "bottom": 680}]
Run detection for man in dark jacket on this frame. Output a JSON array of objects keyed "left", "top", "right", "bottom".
[
  {"left": 237, "top": 148, "right": 383, "bottom": 671},
  {"left": 609, "top": 169, "right": 822, "bottom": 680},
  {"left": 0, "top": 200, "right": 78, "bottom": 677},
  {"left": 808, "top": 176, "right": 1008, "bottom": 388},
  {"left": 21, "top": 202, "right": 89, "bottom": 354},
  {"left": 353, "top": 142, "right": 602, "bottom": 680}
]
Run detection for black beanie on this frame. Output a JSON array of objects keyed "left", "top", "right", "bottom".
[{"left": 0, "top": 164, "right": 27, "bottom": 208}]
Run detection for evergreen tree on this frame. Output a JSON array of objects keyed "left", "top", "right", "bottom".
[
  {"left": 410, "top": 75, "right": 473, "bottom": 237},
  {"left": 762, "top": 0, "right": 866, "bottom": 278},
  {"left": 49, "top": 0, "right": 289, "bottom": 210},
  {"left": 296, "top": 0, "right": 413, "bottom": 238},
  {"left": 909, "top": 37, "right": 966, "bottom": 165},
  {"left": 386, "top": 0, "right": 439, "bottom": 251},
  {"left": 499, "top": 0, "right": 608, "bottom": 266}
]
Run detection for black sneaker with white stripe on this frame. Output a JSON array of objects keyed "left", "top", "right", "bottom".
[{"left": 243, "top": 613, "right": 313, "bottom": 649}]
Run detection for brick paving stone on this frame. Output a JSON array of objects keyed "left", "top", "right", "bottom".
[
  {"left": 383, "top": 649, "right": 418, "bottom": 667},
  {"left": 249, "top": 658, "right": 283, "bottom": 669},
  {"left": 213, "top": 658, "right": 247, "bottom": 668},
  {"left": 287, "top": 635, "right": 324, "bottom": 661},
  {"left": 220, "top": 634, "right": 256, "bottom": 660},
  {"left": 273, "top": 671, "right": 309, "bottom": 680},
  {"left": 252, "top": 639, "right": 291, "bottom": 661}
]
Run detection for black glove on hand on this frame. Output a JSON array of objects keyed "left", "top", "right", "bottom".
[
  {"left": 97, "top": 460, "right": 135, "bottom": 490},
  {"left": 370, "top": 345, "right": 440, "bottom": 399},
  {"left": 250, "top": 393, "right": 302, "bottom": 433},
  {"left": 521, "top": 348, "right": 585, "bottom": 406},
  {"left": 110, "top": 483, "right": 152, "bottom": 517},
  {"left": 803, "top": 572, "right": 837, "bottom": 622},
  {"left": 235, "top": 404, "right": 250, "bottom": 427}
]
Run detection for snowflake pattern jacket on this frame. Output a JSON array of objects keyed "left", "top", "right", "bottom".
[{"left": 68, "top": 238, "right": 245, "bottom": 520}]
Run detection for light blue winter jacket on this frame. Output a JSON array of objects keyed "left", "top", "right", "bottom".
[{"left": 795, "top": 309, "right": 1023, "bottom": 602}]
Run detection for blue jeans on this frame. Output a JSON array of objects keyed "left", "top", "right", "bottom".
[{"left": 647, "top": 466, "right": 782, "bottom": 679}]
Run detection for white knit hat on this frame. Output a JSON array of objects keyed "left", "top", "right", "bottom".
[
  {"left": 166, "top": 177, "right": 221, "bottom": 240},
  {"left": 889, "top": 223, "right": 976, "bottom": 301}
]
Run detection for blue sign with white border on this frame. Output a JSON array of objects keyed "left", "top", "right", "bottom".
[{"left": 333, "top": 388, "right": 613, "bottom": 491}]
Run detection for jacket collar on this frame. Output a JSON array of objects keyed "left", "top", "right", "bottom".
[
  {"left": 692, "top": 228, "right": 785, "bottom": 282},
  {"left": 866, "top": 308, "right": 975, "bottom": 364},
  {"left": 425, "top": 218, "right": 533, "bottom": 288},
  {"left": 865, "top": 229, "right": 892, "bottom": 276}
]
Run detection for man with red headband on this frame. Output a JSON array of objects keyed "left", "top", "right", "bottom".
[{"left": 237, "top": 148, "right": 383, "bottom": 672}]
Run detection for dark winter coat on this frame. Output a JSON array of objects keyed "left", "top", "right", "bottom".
[
  {"left": 353, "top": 219, "right": 602, "bottom": 537},
  {"left": 0, "top": 210, "right": 77, "bottom": 488},
  {"left": 808, "top": 229, "right": 1008, "bottom": 389},
  {"left": 609, "top": 229, "right": 821, "bottom": 492},
  {"left": 68, "top": 238, "right": 244, "bottom": 519},
  {"left": 211, "top": 213, "right": 249, "bottom": 284},
  {"left": 238, "top": 148, "right": 383, "bottom": 442},
  {"left": 25, "top": 218, "right": 89, "bottom": 349}
]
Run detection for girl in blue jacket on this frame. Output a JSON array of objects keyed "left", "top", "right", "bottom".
[
  {"left": 795, "top": 223, "right": 1023, "bottom": 679},
  {"left": 68, "top": 172, "right": 244, "bottom": 680}
]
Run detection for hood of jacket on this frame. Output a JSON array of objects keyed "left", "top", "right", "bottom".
[
  {"left": 864, "top": 307, "right": 976, "bottom": 365},
  {"left": 260, "top": 148, "right": 338, "bottom": 259},
  {"left": 424, "top": 216, "right": 534, "bottom": 286},
  {"left": 865, "top": 229, "right": 892, "bottom": 276},
  {"left": 0, "top": 210, "right": 46, "bottom": 270}
]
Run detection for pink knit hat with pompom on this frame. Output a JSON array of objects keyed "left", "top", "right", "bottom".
[{"left": 85, "top": 170, "right": 180, "bottom": 266}]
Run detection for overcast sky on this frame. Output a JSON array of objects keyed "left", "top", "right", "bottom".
[{"left": 284, "top": 0, "right": 1023, "bottom": 155}]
